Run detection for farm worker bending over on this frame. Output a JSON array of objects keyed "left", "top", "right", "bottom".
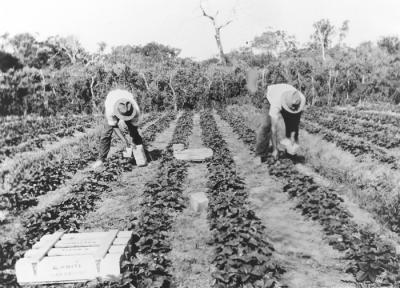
[
  {"left": 256, "top": 83, "right": 306, "bottom": 160},
  {"left": 91, "top": 89, "right": 143, "bottom": 169}
]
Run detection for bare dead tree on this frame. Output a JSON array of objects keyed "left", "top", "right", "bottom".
[{"left": 200, "top": 3, "right": 232, "bottom": 65}]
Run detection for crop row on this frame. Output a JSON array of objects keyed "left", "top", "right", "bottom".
[
  {"left": 200, "top": 110, "right": 283, "bottom": 288},
  {"left": 218, "top": 109, "right": 400, "bottom": 285},
  {"left": 0, "top": 115, "right": 95, "bottom": 147},
  {"left": 304, "top": 108, "right": 400, "bottom": 149},
  {"left": 110, "top": 111, "right": 193, "bottom": 288},
  {"left": 0, "top": 124, "right": 87, "bottom": 164},
  {"left": 301, "top": 120, "right": 398, "bottom": 168},
  {"left": 308, "top": 107, "right": 397, "bottom": 132},
  {"left": 0, "top": 112, "right": 160, "bottom": 165},
  {"left": 356, "top": 103, "right": 400, "bottom": 114},
  {"left": 0, "top": 112, "right": 168, "bottom": 213},
  {"left": 0, "top": 112, "right": 176, "bottom": 287},
  {"left": 330, "top": 107, "right": 400, "bottom": 127}
]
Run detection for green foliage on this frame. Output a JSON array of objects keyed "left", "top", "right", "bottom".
[{"left": 2, "top": 26, "right": 400, "bottom": 116}]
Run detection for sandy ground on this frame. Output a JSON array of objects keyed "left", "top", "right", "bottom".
[{"left": 214, "top": 112, "right": 356, "bottom": 288}]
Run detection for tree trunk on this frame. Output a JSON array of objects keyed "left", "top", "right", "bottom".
[
  {"left": 261, "top": 68, "right": 266, "bottom": 90},
  {"left": 39, "top": 70, "right": 49, "bottom": 111},
  {"left": 317, "top": 29, "right": 326, "bottom": 63},
  {"left": 168, "top": 72, "right": 177, "bottom": 112},
  {"left": 90, "top": 76, "right": 98, "bottom": 113},
  {"left": 328, "top": 70, "right": 332, "bottom": 106},
  {"left": 311, "top": 75, "right": 316, "bottom": 106},
  {"left": 215, "top": 28, "right": 228, "bottom": 65}
]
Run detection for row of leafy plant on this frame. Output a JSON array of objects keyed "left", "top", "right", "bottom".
[
  {"left": 218, "top": 109, "right": 400, "bottom": 286},
  {"left": 230, "top": 106, "right": 400, "bottom": 248},
  {"left": 0, "top": 123, "right": 87, "bottom": 164},
  {"left": 0, "top": 112, "right": 164, "bottom": 213},
  {"left": 303, "top": 108, "right": 400, "bottom": 149},
  {"left": 0, "top": 115, "right": 95, "bottom": 146},
  {"left": 356, "top": 103, "right": 400, "bottom": 114},
  {"left": 309, "top": 107, "right": 398, "bottom": 132},
  {"left": 331, "top": 107, "right": 400, "bottom": 127},
  {"left": 0, "top": 111, "right": 176, "bottom": 287},
  {"left": 301, "top": 120, "right": 398, "bottom": 168},
  {"left": 200, "top": 110, "right": 284, "bottom": 288},
  {"left": 113, "top": 110, "right": 193, "bottom": 288}
]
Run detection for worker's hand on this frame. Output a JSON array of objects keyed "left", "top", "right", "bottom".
[
  {"left": 272, "top": 149, "right": 279, "bottom": 160},
  {"left": 123, "top": 140, "right": 130, "bottom": 150}
]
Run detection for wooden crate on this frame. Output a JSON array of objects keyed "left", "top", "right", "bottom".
[{"left": 16, "top": 230, "right": 132, "bottom": 285}]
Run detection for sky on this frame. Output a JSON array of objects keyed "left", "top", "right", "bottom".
[{"left": 0, "top": 0, "right": 399, "bottom": 60}]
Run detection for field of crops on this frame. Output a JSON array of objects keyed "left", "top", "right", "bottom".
[{"left": 2, "top": 104, "right": 400, "bottom": 288}]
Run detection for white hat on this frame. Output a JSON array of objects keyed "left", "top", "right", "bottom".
[
  {"left": 113, "top": 97, "right": 137, "bottom": 121},
  {"left": 282, "top": 90, "right": 306, "bottom": 114}
]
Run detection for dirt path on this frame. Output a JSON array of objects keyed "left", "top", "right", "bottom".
[
  {"left": 169, "top": 113, "right": 213, "bottom": 288},
  {"left": 214, "top": 112, "right": 356, "bottom": 288},
  {"left": 81, "top": 113, "right": 179, "bottom": 231}
]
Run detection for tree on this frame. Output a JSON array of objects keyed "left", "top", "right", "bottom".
[
  {"left": 0, "top": 51, "right": 22, "bottom": 72},
  {"left": 338, "top": 20, "right": 349, "bottom": 47},
  {"left": 46, "top": 35, "right": 88, "bottom": 65},
  {"left": 378, "top": 36, "right": 400, "bottom": 54},
  {"left": 251, "top": 28, "right": 297, "bottom": 56},
  {"left": 200, "top": 2, "right": 232, "bottom": 65},
  {"left": 311, "top": 19, "right": 335, "bottom": 62}
]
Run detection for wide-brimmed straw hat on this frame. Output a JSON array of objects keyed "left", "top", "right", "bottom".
[
  {"left": 281, "top": 90, "right": 306, "bottom": 114},
  {"left": 113, "top": 98, "right": 137, "bottom": 121}
]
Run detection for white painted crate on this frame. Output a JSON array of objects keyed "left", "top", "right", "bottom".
[{"left": 16, "top": 230, "right": 132, "bottom": 285}]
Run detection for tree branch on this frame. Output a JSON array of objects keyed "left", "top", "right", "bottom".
[{"left": 218, "top": 19, "right": 232, "bottom": 29}]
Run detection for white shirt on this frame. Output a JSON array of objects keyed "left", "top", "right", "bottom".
[
  {"left": 266, "top": 83, "right": 304, "bottom": 120},
  {"left": 104, "top": 89, "right": 141, "bottom": 126}
]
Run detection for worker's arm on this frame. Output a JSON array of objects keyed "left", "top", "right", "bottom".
[
  {"left": 270, "top": 117, "right": 279, "bottom": 159},
  {"left": 106, "top": 114, "right": 129, "bottom": 149},
  {"left": 113, "top": 127, "right": 129, "bottom": 148},
  {"left": 290, "top": 131, "right": 297, "bottom": 145},
  {"left": 269, "top": 102, "right": 281, "bottom": 159}
]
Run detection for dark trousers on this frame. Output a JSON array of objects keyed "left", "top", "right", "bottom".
[
  {"left": 98, "top": 121, "right": 143, "bottom": 161},
  {"left": 255, "top": 107, "right": 302, "bottom": 156},
  {"left": 281, "top": 109, "right": 302, "bottom": 141}
]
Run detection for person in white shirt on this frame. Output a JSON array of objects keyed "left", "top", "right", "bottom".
[
  {"left": 264, "top": 83, "right": 306, "bottom": 159},
  {"left": 92, "top": 89, "right": 142, "bottom": 169}
]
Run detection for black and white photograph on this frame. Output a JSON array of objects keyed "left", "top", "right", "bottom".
[{"left": 1, "top": 0, "right": 400, "bottom": 287}]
